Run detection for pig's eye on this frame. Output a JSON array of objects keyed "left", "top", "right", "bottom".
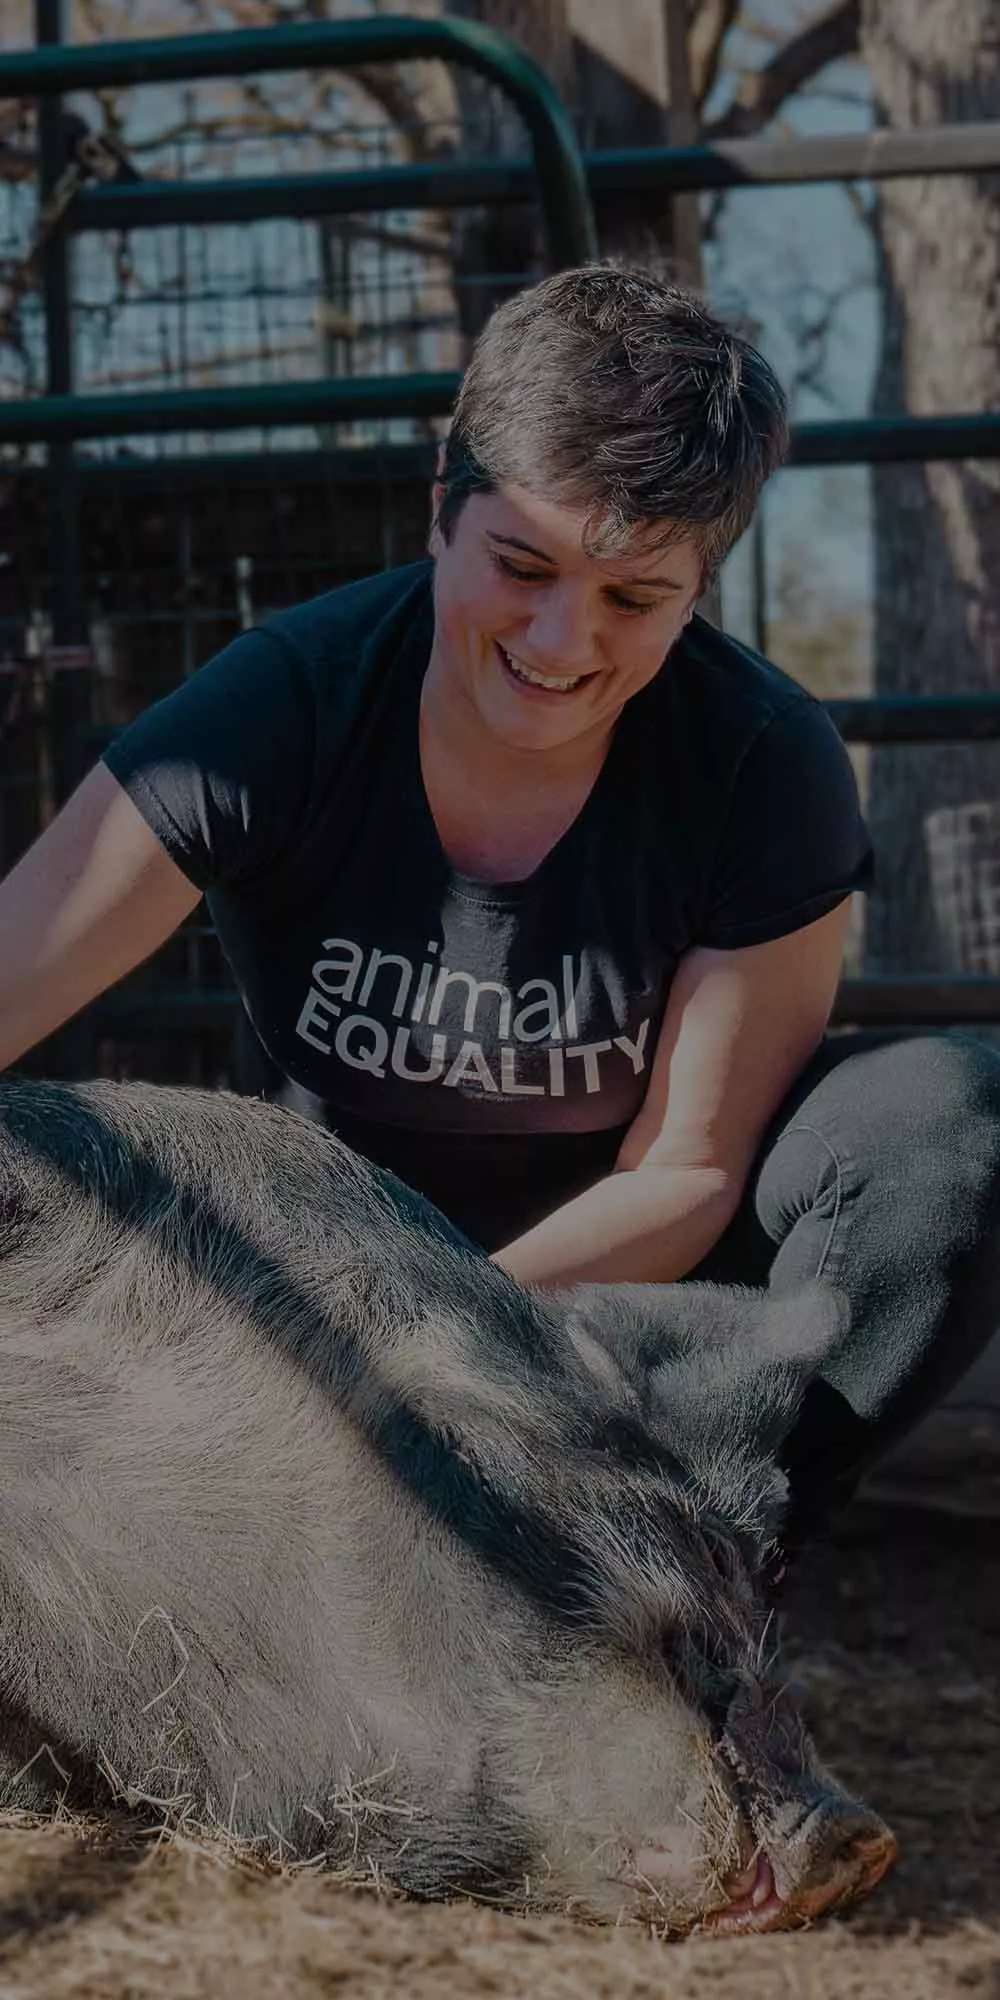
[
  {"left": 703, "top": 1530, "right": 740, "bottom": 1582},
  {"left": 660, "top": 1631, "right": 738, "bottom": 1737},
  {"left": 704, "top": 1523, "right": 761, "bottom": 1587},
  {"left": 586, "top": 1413, "right": 684, "bottom": 1480}
]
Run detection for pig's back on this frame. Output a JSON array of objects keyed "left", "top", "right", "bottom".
[{"left": 0, "top": 1080, "right": 516, "bottom": 1840}]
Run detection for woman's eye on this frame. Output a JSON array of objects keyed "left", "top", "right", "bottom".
[
  {"left": 609, "top": 593, "right": 660, "bottom": 617},
  {"left": 489, "top": 550, "right": 662, "bottom": 616},
  {"left": 491, "top": 552, "right": 549, "bottom": 585}
]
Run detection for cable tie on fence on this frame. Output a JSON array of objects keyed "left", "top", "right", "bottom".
[{"left": 40, "top": 643, "right": 93, "bottom": 672}]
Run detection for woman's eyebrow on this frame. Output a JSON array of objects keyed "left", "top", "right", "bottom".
[
  {"left": 487, "top": 531, "right": 558, "bottom": 564},
  {"left": 486, "top": 531, "right": 682, "bottom": 589}
]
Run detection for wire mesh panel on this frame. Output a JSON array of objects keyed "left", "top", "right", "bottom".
[
  {"left": 0, "top": 29, "right": 550, "bottom": 1083},
  {"left": 9, "top": 15, "right": 1000, "bottom": 1061}
]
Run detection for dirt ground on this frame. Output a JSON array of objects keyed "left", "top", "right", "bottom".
[{"left": 0, "top": 1503, "right": 995, "bottom": 2000}]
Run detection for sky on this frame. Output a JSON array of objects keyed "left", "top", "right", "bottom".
[{"left": 699, "top": 4, "right": 879, "bottom": 652}]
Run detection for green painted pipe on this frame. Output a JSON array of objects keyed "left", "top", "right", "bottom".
[
  {"left": 0, "top": 15, "right": 597, "bottom": 267},
  {"left": 0, "top": 372, "right": 461, "bottom": 443}
]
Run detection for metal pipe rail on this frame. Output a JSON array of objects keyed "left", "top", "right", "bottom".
[
  {"left": 62, "top": 692, "right": 1000, "bottom": 756},
  {"left": 0, "top": 16, "right": 597, "bottom": 268},
  {"left": 789, "top": 413, "right": 1000, "bottom": 467},
  {"left": 0, "top": 373, "right": 458, "bottom": 443},
  {"left": 580, "top": 123, "right": 1000, "bottom": 194},
  {"left": 836, "top": 979, "right": 1000, "bottom": 1027},
  {"left": 827, "top": 696, "right": 1000, "bottom": 743},
  {"left": 43, "top": 443, "right": 438, "bottom": 491},
  {"left": 69, "top": 122, "right": 1000, "bottom": 238},
  {"left": 81, "top": 977, "right": 1000, "bottom": 1037},
  {"left": 15, "top": 432, "right": 995, "bottom": 493},
  {"left": 4, "top": 387, "right": 1000, "bottom": 458}
]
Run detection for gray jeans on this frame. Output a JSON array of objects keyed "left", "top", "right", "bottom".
[{"left": 688, "top": 1031, "right": 1000, "bottom": 1547}]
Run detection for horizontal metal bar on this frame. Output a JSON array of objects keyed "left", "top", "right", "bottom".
[
  {"left": 74, "top": 161, "right": 536, "bottom": 231},
  {"left": 65, "top": 698, "right": 1000, "bottom": 760},
  {"left": 59, "top": 442, "right": 436, "bottom": 492},
  {"left": 835, "top": 978, "right": 1000, "bottom": 1026},
  {"left": 88, "top": 990, "right": 238, "bottom": 1039},
  {"left": 86, "top": 976, "right": 1000, "bottom": 1039},
  {"left": 0, "top": 16, "right": 596, "bottom": 268},
  {"left": 0, "top": 373, "right": 459, "bottom": 443},
  {"left": 5, "top": 387, "right": 1000, "bottom": 458},
  {"left": 827, "top": 695, "right": 1000, "bottom": 743},
  {"left": 0, "top": 15, "right": 555, "bottom": 94},
  {"left": 4, "top": 423, "right": 992, "bottom": 492},
  {"left": 789, "top": 412, "right": 1000, "bottom": 466},
  {"left": 586, "top": 124, "right": 1000, "bottom": 194},
  {"left": 70, "top": 122, "right": 1000, "bottom": 238}
]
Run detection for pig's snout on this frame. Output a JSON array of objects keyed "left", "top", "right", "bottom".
[
  {"left": 688, "top": 1672, "right": 899, "bottom": 1934},
  {"left": 697, "top": 1791, "right": 897, "bottom": 1935},
  {"left": 773, "top": 1796, "right": 898, "bottom": 1920}
]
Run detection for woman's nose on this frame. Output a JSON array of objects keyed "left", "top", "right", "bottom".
[{"left": 525, "top": 585, "right": 598, "bottom": 667}]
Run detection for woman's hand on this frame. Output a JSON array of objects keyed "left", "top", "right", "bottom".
[{"left": 492, "top": 901, "right": 852, "bottom": 1287}]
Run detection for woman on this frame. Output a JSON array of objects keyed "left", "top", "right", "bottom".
[{"left": 2, "top": 264, "right": 998, "bottom": 1556}]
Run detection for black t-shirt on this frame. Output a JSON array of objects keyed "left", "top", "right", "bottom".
[{"left": 103, "top": 559, "right": 872, "bottom": 1249}]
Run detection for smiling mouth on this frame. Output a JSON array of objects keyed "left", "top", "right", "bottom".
[{"left": 495, "top": 641, "right": 589, "bottom": 694}]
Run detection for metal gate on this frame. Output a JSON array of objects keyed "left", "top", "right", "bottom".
[{"left": 2, "top": 11, "right": 1000, "bottom": 1078}]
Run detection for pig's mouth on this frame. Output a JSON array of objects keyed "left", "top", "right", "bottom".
[
  {"left": 698, "top": 1849, "right": 783, "bottom": 1932},
  {"left": 698, "top": 1816, "right": 898, "bottom": 1935},
  {"left": 622, "top": 1808, "right": 897, "bottom": 1936}
]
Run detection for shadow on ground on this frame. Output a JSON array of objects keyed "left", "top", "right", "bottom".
[
  {"left": 785, "top": 1501, "right": 1000, "bottom": 1942},
  {"left": 0, "top": 1813, "right": 146, "bottom": 1964}
]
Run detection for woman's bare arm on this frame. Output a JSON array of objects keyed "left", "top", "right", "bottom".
[
  {"left": 0, "top": 763, "right": 202, "bottom": 1072},
  {"left": 492, "top": 901, "right": 852, "bottom": 1287}
]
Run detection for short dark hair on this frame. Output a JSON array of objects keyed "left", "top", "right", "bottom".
[{"left": 437, "top": 264, "right": 788, "bottom": 582}]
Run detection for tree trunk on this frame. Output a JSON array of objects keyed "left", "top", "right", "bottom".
[
  {"left": 442, "top": 0, "right": 678, "bottom": 346},
  {"left": 443, "top": 0, "right": 577, "bottom": 345},
  {"left": 862, "top": 0, "right": 1000, "bottom": 973}
]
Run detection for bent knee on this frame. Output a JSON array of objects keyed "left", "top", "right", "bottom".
[
  {"left": 862, "top": 1033, "right": 1000, "bottom": 1138},
  {"left": 766, "top": 1034, "right": 1000, "bottom": 1213}
]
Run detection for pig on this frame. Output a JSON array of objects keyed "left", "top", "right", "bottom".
[{"left": 0, "top": 1074, "right": 896, "bottom": 1933}]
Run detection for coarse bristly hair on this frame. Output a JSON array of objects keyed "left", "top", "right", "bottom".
[{"left": 436, "top": 263, "right": 789, "bottom": 585}]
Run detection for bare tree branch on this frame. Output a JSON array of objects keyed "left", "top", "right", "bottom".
[
  {"left": 228, "top": 0, "right": 440, "bottom": 162},
  {"left": 706, "top": 0, "right": 860, "bottom": 141},
  {"left": 688, "top": 0, "right": 741, "bottom": 111},
  {"left": 266, "top": 0, "right": 438, "bottom": 163},
  {"left": 337, "top": 66, "right": 442, "bottom": 163}
]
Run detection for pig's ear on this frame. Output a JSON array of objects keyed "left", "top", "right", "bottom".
[
  {"left": 560, "top": 1278, "right": 849, "bottom": 1481},
  {"left": 742, "top": 1281, "right": 848, "bottom": 1379},
  {"left": 559, "top": 1278, "right": 846, "bottom": 1384},
  {"left": 645, "top": 1282, "right": 850, "bottom": 1478}
]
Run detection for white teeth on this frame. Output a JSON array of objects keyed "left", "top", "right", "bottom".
[{"left": 499, "top": 645, "right": 583, "bottom": 693}]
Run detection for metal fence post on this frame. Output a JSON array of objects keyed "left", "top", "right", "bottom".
[
  {"left": 35, "top": 0, "right": 90, "bottom": 786},
  {"left": 34, "top": 0, "right": 94, "bottom": 1081}
]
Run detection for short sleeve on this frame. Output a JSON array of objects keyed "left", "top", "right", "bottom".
[
  {"left": 101, "top": 626, "right": 315, "bottom": 892},
  {"left": 700, "top": 697, "right": 874, "bottom": 949}
]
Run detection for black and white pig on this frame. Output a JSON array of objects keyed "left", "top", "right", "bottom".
[{"left": 0, "top": 1076, "right": 896, "bottom": 1932}]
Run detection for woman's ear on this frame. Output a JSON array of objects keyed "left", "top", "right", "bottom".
[
  {"left": 427, "top": 494, "right": 444, "bottom": 559},
  {"left": 428, "top": 438, "right": 448, "bottom": 556}
]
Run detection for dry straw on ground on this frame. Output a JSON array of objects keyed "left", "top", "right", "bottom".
[{"left": 0, "top": 1506, "right": 994, "bottom": 2000}]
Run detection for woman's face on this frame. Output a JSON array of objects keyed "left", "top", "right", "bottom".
[{"left": 427, "top": 484, "right": 704, "bottom": 756}]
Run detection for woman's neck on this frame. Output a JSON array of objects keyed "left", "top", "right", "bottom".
[
  {"left": 419, "top": 648, "right": 613, "bottom": 797},
  {"left": 418, "top": 661, "right": 615, "bottom": 883}
]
